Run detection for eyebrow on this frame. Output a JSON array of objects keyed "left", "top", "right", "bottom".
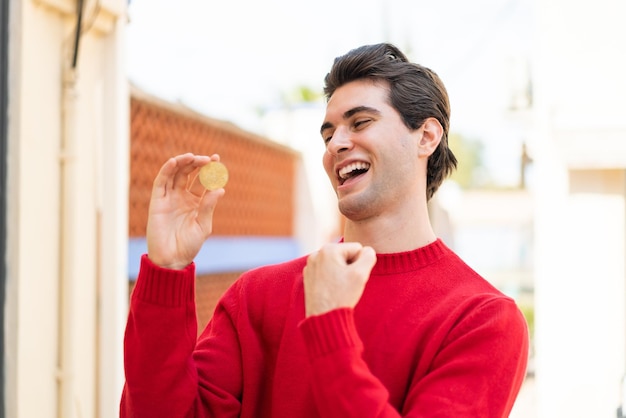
[{"left": 320, "top": 106, "right": 382, "bottom": 135}]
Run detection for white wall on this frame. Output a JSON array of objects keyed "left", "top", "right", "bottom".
[
  {"left": 5, "top": 0, "right": 128, "bottom": 417},
  {"left": 532, "top": 0, "right": 626, "bottom": 416}
]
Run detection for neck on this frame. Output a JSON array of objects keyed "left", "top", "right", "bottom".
[{"left": 342, "top": 200, "right": 437, "bottom": 253}]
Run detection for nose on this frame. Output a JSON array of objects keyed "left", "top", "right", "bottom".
[{"left": 327, "top": 127, "right": 353, "bottom": 156}]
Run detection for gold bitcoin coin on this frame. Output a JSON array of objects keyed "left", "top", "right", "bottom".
[{"left": 198, "top": 161, "right": 229, "bottom": 191}]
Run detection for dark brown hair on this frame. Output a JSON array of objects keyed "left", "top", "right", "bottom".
[{"left": 324, "top": 43, "right": 457, "bottom": 200}]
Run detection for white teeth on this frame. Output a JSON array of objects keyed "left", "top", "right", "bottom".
[{"left": 339, "top": 162, "right": 370, "bottom": 179}]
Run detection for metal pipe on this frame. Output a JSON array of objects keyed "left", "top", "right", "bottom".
[
  {"left": 57, "top": 0, "right": 84, "bottom": 415},
  {"left": 58, "top": 62, "right": 78, "bottom": 418}
]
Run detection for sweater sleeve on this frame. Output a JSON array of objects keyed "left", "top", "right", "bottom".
[
  {"left": 404, "top": 297, "right": 529, "bottom": 417},
  {"left": 299, "top": 308, "right": 403, "bottom": 418},
  {"left": 299, "top": 299, "right": 529, "bottom": 417},
  {"left": 120, "top": 255, "right": 242, "bottom": 418}
]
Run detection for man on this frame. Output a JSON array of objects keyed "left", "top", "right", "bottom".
[{"left": 121, "top": 43, "right": 528, "bottom": 417}]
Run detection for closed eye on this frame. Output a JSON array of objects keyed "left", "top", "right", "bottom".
[
  {"left": 322, "top": 119, "right": 371, "bottom": 145},
  {"left": 354, "top": 119, "right": 372, "bottom": 130}
]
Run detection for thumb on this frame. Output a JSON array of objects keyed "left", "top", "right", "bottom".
[
  {"left": 350, "top": 246, "right": 377, "bottom": 275},
  {"left": 197, "top": 188, "right": 225, "bottom": 233}
]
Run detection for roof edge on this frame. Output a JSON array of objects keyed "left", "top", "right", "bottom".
[{"left": 129, "top": 82, "right": 300, "bottom": 156}]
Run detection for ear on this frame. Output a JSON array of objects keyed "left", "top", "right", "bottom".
[{"left": 418, "top": 117, "right": 443, "bottom": 157}]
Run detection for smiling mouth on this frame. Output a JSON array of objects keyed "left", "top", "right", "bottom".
[{"left": 338, "top": 162, "right": 370, "bottom": 185}]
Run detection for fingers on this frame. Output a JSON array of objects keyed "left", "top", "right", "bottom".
[
  {"left": 196, "top": 187, "right": 225, "bottom": 233},
  {"left": 172, "top": 154, "right": 210, "bottom": 191},
  {"left": 338, "top": 242, "right": 375, "bottom": 265},
  {"left": 303, "top": 242, "right": 377, "bottom": 316},
  {"left": 152, "top": 157, "right": 177, "bottom": 198},
  {"left": 350, "top": 245, "right": 377, "bottom": 274},
  {"left": 315, "top": 242, "right": 376, "bottom": 267},
  {"left": 187, "top": 154, "right": 223, "bottom": 195},
  {"left": 152, "top": 153, "right": 217, "bottom": 197}
]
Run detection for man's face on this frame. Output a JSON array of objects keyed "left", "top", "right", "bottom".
[{"left": 321, "top": 79, "right": 424, "bottom": 221}]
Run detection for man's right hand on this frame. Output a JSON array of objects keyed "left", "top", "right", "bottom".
[{"left": 146, "top": 153, "right": 225, "bottom": 270}]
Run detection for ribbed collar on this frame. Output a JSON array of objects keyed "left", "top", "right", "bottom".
[{"left": 367, "top": 238, "right": 449, "bottom": 275}]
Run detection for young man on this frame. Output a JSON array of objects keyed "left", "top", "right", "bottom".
[{"left": 121, "top": 43, "right": 528, "bottom": 417}]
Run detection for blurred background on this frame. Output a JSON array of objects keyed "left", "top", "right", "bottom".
[{"left": 2, "top": 0, "right": 625, "bottom": 417}]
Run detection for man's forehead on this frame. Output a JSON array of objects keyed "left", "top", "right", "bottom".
[{"left": 325, "top": 80, "right": 389, "bottom": 114}]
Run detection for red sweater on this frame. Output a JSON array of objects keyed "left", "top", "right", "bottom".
[{"left": 121, "top": 239, "right": 528, "bottom": 417}]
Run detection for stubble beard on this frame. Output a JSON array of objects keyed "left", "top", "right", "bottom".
[{"left": 337, "top": 185, "right": 383, "bottom": 222}]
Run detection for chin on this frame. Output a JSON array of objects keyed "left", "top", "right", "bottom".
[{"left": 338, "top": 199, "right": 373, "bottom": 222}]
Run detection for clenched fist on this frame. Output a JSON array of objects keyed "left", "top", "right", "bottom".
[{"left": 303, "top": 242, "right": 377, "bottom": 317}]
